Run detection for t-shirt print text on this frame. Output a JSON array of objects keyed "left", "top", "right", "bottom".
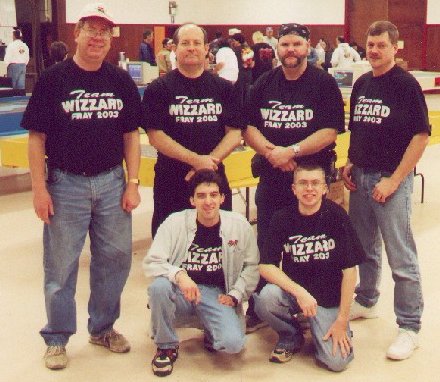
[
  {"left": 62, "top": 89, "right": 123, "bottom": 120},
  {"left": 261, "top": 100, "right": 313, "bottom": 129},
  {"left": 353, "top": 96, "right": 390, "bottom": 125},
  {"left": 284, "top": 234, "right": 335, "bottom": 262},
  {"left": 169, "top": 95, "right": 221, "bottom": 123}
]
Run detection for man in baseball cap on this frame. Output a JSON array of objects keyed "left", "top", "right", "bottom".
[{"left": 22, "top": 1, "right": 142, "bottom": 370}]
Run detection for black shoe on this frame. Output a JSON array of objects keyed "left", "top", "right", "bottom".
[
  {"left": 245, "top": 315, "right": 268, "bottom": 334},
  {"left": 203, "top": 335, "right": 217, "bottom": 353},
  {"left": 151, "top": 347, "right": 179, "bottom": 377}
]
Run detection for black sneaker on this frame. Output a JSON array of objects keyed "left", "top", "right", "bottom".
[
  {"left": 245, "top": 315, "right": 268, "bottom": 334},
  {"left": 151, "top": 347, "right": 179, "bottom": 377},
  {"left": 203, "top": 335, "right": 217, "bottom": 353}
]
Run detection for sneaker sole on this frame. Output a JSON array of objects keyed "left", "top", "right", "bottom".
[
  {"left": 269, "top": 347, "right": 301, "bottom": 363},
  {"left": 386, "top": 346, "right": 419, "bottom": 361},
  {"left": 152, "top": 366, "right": 173, "bottom": 377}
]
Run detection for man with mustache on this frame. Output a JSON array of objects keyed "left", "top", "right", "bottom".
[
  {"left": 141, "top": 23, "right": 244, "bottom": 238},
  {"left": 243, "top": 23, "right": 345, "bottom": 332},
  {"left": 343, "top": 21, "right": 430, "bottom": 360}
]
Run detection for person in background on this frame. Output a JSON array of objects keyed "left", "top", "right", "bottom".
[
  {"left": 343, "top": 20, "right": 430, "bottom": 361},
  {"left": 21, "top": 2, "right": 142, "bottom": 370},
  {"left": 157, "top": 38, "right": 173, "bottom": 75},
  {"left": 140, "top": 29, "right": 156, "bottom": 65},
  {"left": 251, "top": 30, "right": 274, "bottom": 83},
  {"left": 44, "top": 41, "right": 68, "bottom": 68},
  {"left": 214, "top": 38, "right": 239, "bottom": 83},
  {"left": 263, "top": 26, "right": 278, "bottom": 51},
  {"left": 169, "top": 42, "right": 177, "bottom": 70},
  {"left": 144, "top": 169, "right": 259, "bottom": 377},
  {"left": 350, "top": 41, "right": 366, "bottom": 60},
  {"left": 141, "top": 23, "right": 244, "bottom": 237},
  {"left": 331, "top": 36, "right": 360, "bottom": 69},
  {"left": 254, "top": 164, "right": 365, "bottom": 371},
  {"left": 307, "top": 46, "right": 319, "bottom": 67},
  {"left": 4, "top": 28, "right": 29, "bottom": 90}
]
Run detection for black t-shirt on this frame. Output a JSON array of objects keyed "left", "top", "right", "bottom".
[
  {"left": 252, "top": 42, "right": 274, "bottom": 82},
  {"left": 348, "top": 65, "right": 430, "bottom": 172},
  {"left": 181, "top": 221, "right": 225, "bottom": 290},
  {"left": 141, "top": 70, "right": 246, "bottom": 174},
  {"left": 21, "top": 58, "right": 141, "bottom": 175},
  {"left": 261, "top": 199, "right": 365, "bottom": 308},
  {"left": 247, "top": 65, "right": 345, "bottom": 184}
]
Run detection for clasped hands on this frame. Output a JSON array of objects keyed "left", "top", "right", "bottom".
[{"left": 265, "top": 144, "right": 297, "bottom": 172}]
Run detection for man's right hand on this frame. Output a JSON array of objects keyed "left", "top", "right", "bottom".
[
  {"left": 295, "top": 287, "right": 317, "bottom": 317},
  {"left": 342, "top": 162, "right": 357, "bottom": 191},
  {"left": 191, "top": 155, "right": 220, "bottom": 172},
  {"left": 176, "top": 271, "right": 201, "bottom": 304},
  {"left": 33, "top": 187, "right": 54, "bottom": 224}
]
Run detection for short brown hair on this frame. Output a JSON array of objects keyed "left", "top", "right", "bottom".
[{"left": 367, "top": 21, "right": 399, "bottom": 45}]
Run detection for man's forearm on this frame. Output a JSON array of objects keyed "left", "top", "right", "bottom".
[
  {"left": 28, "top": 131, "right": 47, "bottom": 191},
  {"left": 338, "top": 267, "right": 357, "bottom": 321},
  {"left": 123, "top": 130, "right": 141, "bottom": 180},
  {"left": 293, "top": 128, "right": 337, "bottom": 158},
  {"left": 243, "top": 125, "right": 274, "bottom": 156},
  {"left": 210, "top": 127, "right": 242, "bottom": 161},
  {"left": 259, "top": 263, "right": 304, "bottom": 298}
]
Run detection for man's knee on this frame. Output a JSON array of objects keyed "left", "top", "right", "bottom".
[
  {"left": 148, "top": 277, "right": 173, "bottom": 301},
  {"left": 216, "top": 330, "right": 245, "bottom": 354},
  {"left": 254, "top": 284, "right": 282, "bottom": 315},
  {"left": 317, "top": 351, "right": 352, "bottom": 372}
]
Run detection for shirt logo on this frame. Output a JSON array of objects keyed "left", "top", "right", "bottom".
[{"left": 228, "top": 239, "right": 238, "bottom": 247}]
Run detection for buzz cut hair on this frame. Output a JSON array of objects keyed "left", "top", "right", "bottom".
[{"left": 173, "top": 23, "right": 208, "bottom": 45}]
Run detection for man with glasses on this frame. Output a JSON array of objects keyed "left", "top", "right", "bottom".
[
  {"left": 141, "top": 23, "right": 244, "bottom": 237},
  {"left": 254, "top": 164, "right": 365, "bottom": 371},
  {"left": 243, "top": 23, "right": 345, "bottom": 331},
  {"left": 21, "top": 3, "right": 142, "bottom": 370}
]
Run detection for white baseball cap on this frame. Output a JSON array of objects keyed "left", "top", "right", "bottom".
[{"left": 78, "top": 3, "right": 115, "bottom": 25}]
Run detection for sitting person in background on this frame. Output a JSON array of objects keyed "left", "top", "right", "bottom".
[
  {"left": 143, "top": 169, "right": 259, "bottom": 377},
  {"left": 254, "top": 164, "right": 365, "bottom": 371}
]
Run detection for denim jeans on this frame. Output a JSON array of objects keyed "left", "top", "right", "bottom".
[
  {"left": 349, "top": 166, "right": 423, "bottom": 332},
  {"left": 254, "top": 284, "right": 354, "bottom": 372},
  {"left": 7, "top": 63, "right": 26, "bottom": 89},
  {"left": 40, "top": 165, "right": 132, "bottom": 346},
  {"left": 148, "top": 277, "right": 245, "bottom": 353}
]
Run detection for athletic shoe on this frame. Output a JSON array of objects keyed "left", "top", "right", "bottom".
[
  {"left": 269, "top": 347, "right": 299, "bottom": 363},
  {"left": 386, "top": 329, "right": 419, "bottom": 360},
  {"left": 203, "top": 335, "right": 217, "bottom": 353},
  {"left": 89, "top": 329, "right": 130, "bottom": 353},
  {"left": 349, "top": 300, "right": 378, "bottom": 320},
  {"left": 44, "top": 345, "right": 67, "bottom": 370},
  {"left": 151, "top": 347, "right": 179, "bottom": 377}
]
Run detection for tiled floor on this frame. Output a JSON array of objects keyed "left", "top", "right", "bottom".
[{"left": 1, "top": 144, "right": 439, "bottom": 382}]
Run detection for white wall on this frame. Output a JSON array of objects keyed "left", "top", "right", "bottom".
[
  {"left": 427, "top": 0, "right": 440, "bottom": 24},
  {"left": 0, "top": 0, "right": 17, "bottom": 44},
  {"left": 66, "top": 0, "right": 345, "bottom": 25}
]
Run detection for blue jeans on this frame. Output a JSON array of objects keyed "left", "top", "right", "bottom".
[
  {"left": 7, "top": 63, "right": 26, "bottom": 89},
  {"left": 349, "top": 166, "right": 423, "bottom": 332},
  {"left": 148, "top": 277, "right": 245, "bottom": 353},
  {"left": 40, "top": 165, "right": 132, "bottom": 346},
  {"left": 254, "top": 284, "right": 353, "bottom": 372}
]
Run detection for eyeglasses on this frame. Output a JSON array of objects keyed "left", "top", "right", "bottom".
[
  {"left": 295, "top": 180, "right": 325, "bottom": 189},
  {"left": 82, "top": 28, "right": 112, "bottom": 39}
]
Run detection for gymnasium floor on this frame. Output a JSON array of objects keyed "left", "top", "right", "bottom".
[{"left": 0, "top": 144, "right": 439, "bottom": 382}]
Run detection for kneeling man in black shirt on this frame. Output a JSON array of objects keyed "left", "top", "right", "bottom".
[{"left": 254, "top": 164, "right": 365, "bottom": 371}]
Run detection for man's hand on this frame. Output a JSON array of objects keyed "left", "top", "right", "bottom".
[
  {"left": 342, "top": 163, "right": 356, "bottom": 191},
  {"left": 265, "top": 146, "right": 295, "bottom": 169},
  {"left": 33, "top": 187, "right": 54, "bottom": 224},
  {"left": 372, "top": 177, "right": 399, "bottom": 203},
  {"left": 218, "top": 294, "right": 236, "bottom": 307},
  {"left": 323, "top": 318, "right": 352, "bottom": 358},
  {"left": 191, "top": 155, "right": 220, "bottom": 172},
  {"left": 295, "top": 287, "right": 317, "bottom": 317},
  {"left": 122, "top": 183, "right": 141, "bottom": 212},
  {"left": 176, "top": 271, "right": 201, "bottom": 304}
]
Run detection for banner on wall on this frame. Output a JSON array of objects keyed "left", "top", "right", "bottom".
[{"left": 66, "top": 0, "right": 345, "bottom": 25}]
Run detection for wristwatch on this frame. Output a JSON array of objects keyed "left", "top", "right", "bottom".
[
  {"left": 128, "top": 178, "right": 140, "bottom": 185},
  {"left": 291, "top": 144, "right": 301, "bottom": 157}
]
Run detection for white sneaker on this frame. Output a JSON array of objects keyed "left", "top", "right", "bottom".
[
  {"left": 386, "top": 329, "right": 419, "bottom": 360},
  {"left": 349, "top": 300, "right": 378, "bottom": 320}
]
